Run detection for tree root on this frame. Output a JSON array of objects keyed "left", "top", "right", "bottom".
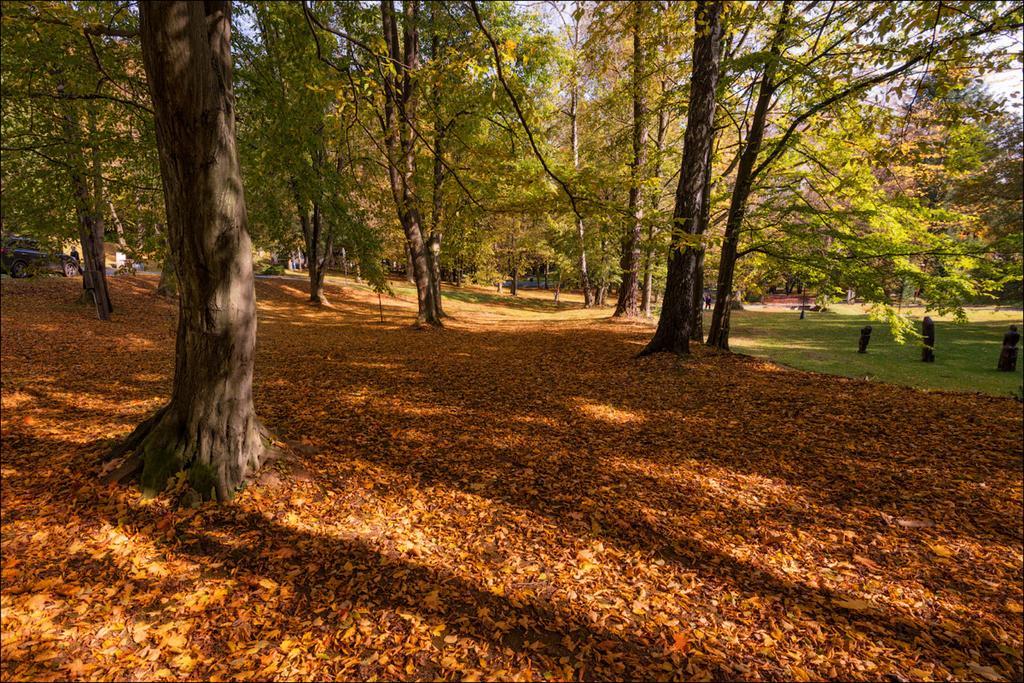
[{"left": 101, "top": 406, "right": 276, "bottom": 498}]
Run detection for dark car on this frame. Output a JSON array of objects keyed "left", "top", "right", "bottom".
[{"left": 1, "top": 235, "right": 80, "bottom": 278}]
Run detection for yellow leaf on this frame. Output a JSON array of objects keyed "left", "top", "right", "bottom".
[
  {"left": 25, "top": 593, "right": 48, "bottom": 611},
  {"left": 162, "top": 632, "right": 187, "bottom": 651},
  {"left": 929, "top": 543, "right": 954, "bottom": 558},
  {"left": 790, "top": 665, "right": 813, "bottom": 681},
  {"left": 834, "top": 598, "right": 871, "bottom": 611},
  {"left": 1006, "top": 600, "right": 1023, "bottom": 614}
]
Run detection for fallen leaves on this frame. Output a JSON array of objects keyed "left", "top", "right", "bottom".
[
  {"left": 1, "top": 276, "right": 1021, "bottom": 681},
  {"left": 834, "top": 598, "right": 872, "bottom": 611}
]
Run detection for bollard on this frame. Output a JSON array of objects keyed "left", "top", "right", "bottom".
[
  {"left": 858, "top": 325, "right": 872, "bottom": 353},
  {"left": 921, "top": 316, "right": 935, "bottom": 362},
  {"left": 998, "top": 324, "right": 1020, "bottom": 372}
]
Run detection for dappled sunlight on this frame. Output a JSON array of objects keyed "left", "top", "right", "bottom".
[
  {"left": 729, "top": 336, "right": 829, "bottom": 352},
  {"left": 2, "top": 277, "right": 1021, "bottom": 681},
  {"left": 571, "top": 398, "right": 648, "bottom": 425}
]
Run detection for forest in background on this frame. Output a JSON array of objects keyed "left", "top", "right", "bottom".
[{"left": 2, "top": 0, "right": 1021, "bottom": 338}]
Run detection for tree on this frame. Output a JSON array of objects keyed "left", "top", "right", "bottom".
[
  {"left": 705, "top": 0, "right": 792, "bottom": 348},
  {"left": 639, "top": 0, "right": 723, "bottom": 356},
  {"left": 380, "top": 0, "right": 443, "bottom": 326},
  {"left": 0, "top": 2, "right": 156, "bottom": 319},
  {"left": 107, "top": 1, "right": 267, "bottom": 500},
  {"left": 705, "top": 0, "right": 1023, "bottom": 349},
  {"left": 613, "top": 1, "right": 648, "bottom": 318}
]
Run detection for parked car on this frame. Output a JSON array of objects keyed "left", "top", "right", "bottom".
[{"left": 0, "top": 235, "right": 81, "bottom": 278}]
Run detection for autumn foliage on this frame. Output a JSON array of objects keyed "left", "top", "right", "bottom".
[{"left": 1, "top": 277, "right": 1022, "bottom": 681}]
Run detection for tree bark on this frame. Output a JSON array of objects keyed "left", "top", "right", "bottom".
[
  {"left": 307, "top": 202, "right": 331, "bottom": 305},
  {"left": 381, "top": 0, "right": 442, "bottom": 326},
  {"left": 291, "top": 178, "right": 330, "bottom": 305},
  {"left": 59, "top": 96, "right": 112, "bottom": 320},
  {"left": 639, "top": 0, "right": 723, "bottom": 356},
  {"left": 156, "top": 256, "right": 177, "bottom": 297},
  {"left": 510, "top": 232, "right": 518, "bottom": 296},
  {"left": 614, "top": 1, "right": 648, "bottom": 318},
  {"left": 111, "top": 0, "right": 267, "bottom": 500},
  {"left": 707, "top": 0, "right": 792, "bottom": 350},
  {"left": 641, "top": 82, "right": 669, "bottom": 317},
  {"left": 428, "top": 9, "right": 447, "bottom": 318},
  {"left": 689, "top": 137, "right": 715, "bottom": 342},
  {"left": 569, "top": 83, "right": 593, "bottom": 307}
]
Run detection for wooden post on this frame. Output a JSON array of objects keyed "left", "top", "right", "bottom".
[
  {"left": 921, "top": 316, "right": 935, "bottom": 362},
  {"left": 858, "top": 325, "right": 872, "bottom": 353},
  {"left": 998, "top": 325, "right": 1020, "bottom": 371}
]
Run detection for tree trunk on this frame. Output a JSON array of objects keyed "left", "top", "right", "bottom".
[
  {"left": 510, "top": 233, "right": 518, "bottom": 296},
  {"left": 307, "top": 203, "right": 330, "bottom": 305},
  {"left": 641, "top": 85, "right": 669, "bottom": 318},
  {"left": 690, "top": 258, "right": 705, "bottom": 342},
  {"left": 156, "top": 256, "right": 177, "bottom": 297},
  {"left": 109, "top": 200, "right": 129, "bottom": 254},
  {"left": 707, "top": 0, "right": 792, "bottom": 350},
  {"left": 689, "top": 137, "right": 715, "bottom": 342},
  {"left": 614, "top": 1, "right": 648, "bottom": 318},
  {"left": 85, "top": 107, "right": 115, "bottom": 311},
  {"left": 109, "top": 0, "right": 267, "bottom": 501},
  {"left": 426, "top": 231, "right": 444, "bottom": 314},
  {"left": 569, "top": 85, "right": 593, "bottom": 307},
  {"left": 405, "top": 242, "right": 416, "bottom": 284},
  {"left": 381, "top": 0, "right": 441, "bottom": 326},
  {"left": 427, "top": 25, "right": 447, "bottom": 319},
  {"left": 59, "top": 96, "right": 112, "bottom": 320},
  {"left": 639, "top": 0, "right": 723, "bottom": 356},
  {"left": 67, "top": 163, "right": 112, "bottom": 319}
]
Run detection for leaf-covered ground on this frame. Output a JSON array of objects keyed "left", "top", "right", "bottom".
[{"left": 2, "top": 276, "right": 1022, "bottom": 682}]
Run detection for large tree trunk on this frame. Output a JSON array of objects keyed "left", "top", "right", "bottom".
[
  {"left": 689, "top": 138, "right": 715, "bottom": 342},
  {"left": 156, "top": 256, "right": 177, "bottom": 297},
  {"left": 707, "top": 0, "right": 792, "bottom": 350},
  {"left": 405, "top": 242, "right": 416, "bottom": 284},
  {"left": 639, "top": 0, "right": 723, "bottom": 356},
  {"left": 381, "top": 0, "right": 441, "bottom": 326},
  {"left": 614, "top": 1, "right": 648, "bottom": 318},
  {"left": 109, "top": 0, "right": 267, "bottom": 500}
]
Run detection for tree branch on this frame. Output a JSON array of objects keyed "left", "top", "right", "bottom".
[{"left": 469, "top": 0, "right": 586, "bottom": 224}]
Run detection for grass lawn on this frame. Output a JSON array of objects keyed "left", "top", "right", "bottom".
[
  {"left": 311, "top": 271, "right": 1024, "bottom": 397},
  {"left": 722, "top": 305, "right": 1024, "bottom": 397}
]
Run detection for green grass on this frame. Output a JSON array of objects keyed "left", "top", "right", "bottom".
[
  {"left": 320, "top": 271, "right": 1022, "bottom": 396},
  {"left": 721, "top": 307, "right": 1024, "bottom": 397}
]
